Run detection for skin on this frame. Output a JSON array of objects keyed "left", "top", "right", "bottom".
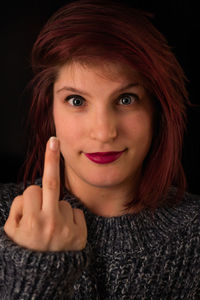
[
  {"left": 53, "top": 60, "right": 155, "bottom": 217},
  {"left": 4, "top": 137, "right": 87, "bottom": 251},
  {"left": 4, "top": 60, "right": 155, "bottom": 252}
]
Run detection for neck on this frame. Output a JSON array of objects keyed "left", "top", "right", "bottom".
[{"left": 65, "top": 173, "right": 142, "bottom": 217}]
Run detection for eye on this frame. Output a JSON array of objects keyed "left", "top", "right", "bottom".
[
  {"left": 65, "top": 95, "right": 85, "bottom": 106},
  {"left": 118, "top": 93, "right": 139, "bottom": 105}
]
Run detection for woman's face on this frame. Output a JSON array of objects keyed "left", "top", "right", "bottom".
[{"left": 53, "top": 61, "right": 154, "bottom": 193}]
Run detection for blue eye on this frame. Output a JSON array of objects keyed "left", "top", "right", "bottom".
[
  {"left": 119, "top": 94, "right": 138, "bottom": 105},
  {"left": 65, "top": 95, "right": 85, "bottom": 106}
]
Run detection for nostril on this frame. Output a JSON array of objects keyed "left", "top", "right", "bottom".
[
  {"left": 89, "top": 111, "right": 118, "bottom": 142},
  {"left": 90, "top": 126, "right": 118, "bottom": 142}
]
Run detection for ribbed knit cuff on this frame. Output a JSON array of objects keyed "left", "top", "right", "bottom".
[{"left": 0, "top": 227, "right": 90, "bottom": 299}]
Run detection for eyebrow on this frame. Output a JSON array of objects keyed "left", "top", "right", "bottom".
[{"left": 55, "top": 82, "right": 140, "bottom": 96}]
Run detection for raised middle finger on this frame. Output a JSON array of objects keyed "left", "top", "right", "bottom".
[{"left": 42, "top": 136, "right": 60, "bottom": 214}]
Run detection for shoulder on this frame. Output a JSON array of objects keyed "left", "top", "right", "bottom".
[
  {"left": 139, "top": 188, "right": 200, "bottom": 252},
  {"left": 168, "top": 189, "right": 200, "bottom": 255},
  {"left": 159, "top": 187, "right": 200, "bottom": 236},
  {"left": 181, "top": 189, "right": 200, "bottom": 230},
  {"left": 169, "top": 187, "right": 200, "bottom": 217}
]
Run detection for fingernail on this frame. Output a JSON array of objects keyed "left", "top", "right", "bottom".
[{"left": 49, "top": 136, "right": 58, "bottom": 151}]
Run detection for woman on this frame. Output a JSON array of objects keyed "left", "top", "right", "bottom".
[{"left": 0, "top": 0, "right": 200, "bottom": 298}]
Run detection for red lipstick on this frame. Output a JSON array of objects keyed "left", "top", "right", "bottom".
[{"left": 85, "top": 150, "right": 126, "bottom": 164}]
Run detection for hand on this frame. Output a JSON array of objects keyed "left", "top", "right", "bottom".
[{"left": 4, "top": 137, "right": 87, "bottom": 251}]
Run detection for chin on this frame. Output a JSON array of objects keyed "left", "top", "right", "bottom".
[{"left": 83, "top": 173, "right": 127, "bottom": 188}]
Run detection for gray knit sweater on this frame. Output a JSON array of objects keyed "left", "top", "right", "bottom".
[{"left": 0, "top": 181, "right": 200, "bottom": 299}]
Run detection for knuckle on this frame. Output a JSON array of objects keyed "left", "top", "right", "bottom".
[
  {"left": 75, "top": 208, "right": 85, "bottom": 222},
  {"left": 23, "top": 185, "right": 41, "bottom": 196},
  {"left": 44, "top": 178, "right": 59, "bottom": 191},
  {"left": 13, "top": 195, "right": 23, "bottom": 204},
  {"left": 63, "top": 225, "right": 74, "bottom": 245},
  {"left": 59, "top": 200, "right": 68, "bottom": 206},
  {"left": 25, "top": 214, "right": 38, "bottom": 230},
  {"left": 75, "top": 208, "right": 83, "bottom": 215},
  {"left": 64, "top": 201, "right": 72, "bottom": 210},
  {"left": 10, "top": 195, "right": 22, "bottom": 213},
  {"left": 59, "top": 200, "right": 72, "bottom": 212},
  {"left": 45, "top": 217, "right": 57, "bottom": 237},
  {"left": 64, "top": 226, "right": 70, "bottom": 238}
]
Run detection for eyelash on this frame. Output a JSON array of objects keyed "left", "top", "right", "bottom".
[{"left": 64, "top": 93, "right": 139, "bottom": 107}]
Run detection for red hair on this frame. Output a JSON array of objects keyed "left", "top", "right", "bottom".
[{"left": 22, "top": 0, "right": 192, "bottom": 211}]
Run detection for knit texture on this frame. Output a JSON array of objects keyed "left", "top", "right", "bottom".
[{"left": 0, "top": 181, "right": 200, "bottom": 299}]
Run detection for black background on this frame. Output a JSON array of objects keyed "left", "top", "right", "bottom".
[{"left": 0, "top": 0, "right": 199, "bottom": 194}]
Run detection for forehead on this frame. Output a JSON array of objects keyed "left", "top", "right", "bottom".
[{"left": 55, "top": 59, "right": 142, "bottom": 85}]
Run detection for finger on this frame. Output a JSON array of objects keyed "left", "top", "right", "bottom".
[
  {"left": 73, "top": 209, "right": 87, "bottom": 228},
  {"left": 23, "top": 185, "right": 42, "bottom": 215},
  {"left": 73, "top": 209, "right": 87, "bottom": 248},
  {"left": 42, "top": 136, "right": 60, "bottom": 213},
  {"left": 59, "top": 201, "right": 74, "bottom": 224},
  {"left": 7, "top": 195, "right": 23, "bottom": 225}
]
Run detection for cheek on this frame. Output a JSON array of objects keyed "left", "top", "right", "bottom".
[
  {"left": 121, "top": 111, "right": 154, "bottom": 143},
  {"left": 53, "top": 109, "right": 84, "bottom": 151}
]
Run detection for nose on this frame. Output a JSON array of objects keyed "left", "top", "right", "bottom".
[{"left": 89, "top": 108, "right": 118, "bottom": 143}]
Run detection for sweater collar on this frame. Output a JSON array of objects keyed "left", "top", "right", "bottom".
[{"left": 62, "top": 187, "right": 200, "bottom": 253}]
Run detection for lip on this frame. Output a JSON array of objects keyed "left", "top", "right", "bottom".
[{"left": 85, "top": 150, "right": 126, "bottom": 164}]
